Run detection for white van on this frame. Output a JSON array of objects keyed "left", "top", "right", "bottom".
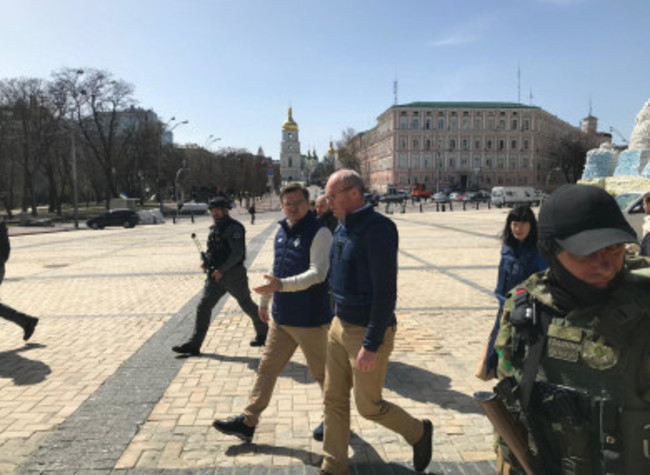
[
  {"left": 615, "top": 191, "right": 646, "bottom": 239},
  {"left": 491, "top": 186, "right": 540, "bottom": 208}
]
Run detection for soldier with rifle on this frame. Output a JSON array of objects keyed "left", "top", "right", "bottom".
[
  {"left": 172, "top": 197, "right": 268, "bottom": 356},
  {"left": 480, "top": 184, "right": 650, "bottom": 474}
]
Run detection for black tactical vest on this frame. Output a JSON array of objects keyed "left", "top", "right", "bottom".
[{"left": 509, "top": 277, "right": 650, "bottom": 474}]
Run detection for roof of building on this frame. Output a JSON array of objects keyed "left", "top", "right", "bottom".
[{"left": 395, "top": 101, "right": 539, "bottom": 110}]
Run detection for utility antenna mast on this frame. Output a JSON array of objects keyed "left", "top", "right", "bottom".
[
  {"left": 393, "top": 76, "right": 398, "bottom": 105},
  {"left": 517, "top": 65, "right": 521, "bottom": 103}
]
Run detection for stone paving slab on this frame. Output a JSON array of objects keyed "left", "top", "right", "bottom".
[{"left": 0, "top": 204, "right": 516, "bottom": 473}]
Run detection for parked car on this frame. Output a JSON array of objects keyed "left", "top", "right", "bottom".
[
  {"left": 137, "top": 209, "right": 165, "bottom": 225},
  {"left": 449, "top": 192, "right": 465, "bottom": 201},
  {"left": 86, "top": 209, "right": 139, "bottom": 229},
  {"left": 379, "top": 185, "right": 409, "bottom": 203},
  {"left": 433, "top": 192, "right": 450, "bottom": 203},
  {"left": 411, "top": 183, "right": 432, "bottom": 199},
  {"left": 179, "top": 201, "right": 209, "bottom": 215},
  {"left": 615, "top": 191, "right": 645, "bottom": 239},
  {"left": 469, "top": 190, "right": 491, "bottom": 202}
]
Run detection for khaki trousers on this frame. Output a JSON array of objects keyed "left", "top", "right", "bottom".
[
  {"left": 321, "top": 317, "right": 423, "bottom": 474},
  {"left": 243, "top": 318, "right": 329, "bottom": 426}
]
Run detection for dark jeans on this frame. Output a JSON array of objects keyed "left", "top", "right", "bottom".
[
  {"left": 190, "top": 264, "right": 267, "bottom": 348},
  {"left": 0, "top": 262, "right": 32, "bottom": 329}
]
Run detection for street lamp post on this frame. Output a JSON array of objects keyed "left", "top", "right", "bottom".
[
  {"left": 205, "top": 135, "right": 221, "bottom": 150},
  {"left": 71, "top": 132, "right": 79, "bottom": 229},
  {"left": 159, "top": 118, "right": 188, "bottom": 213}
]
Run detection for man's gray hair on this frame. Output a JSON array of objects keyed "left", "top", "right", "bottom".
[{"left": 338, "top": 169, "right": 365, "bottom": 193}]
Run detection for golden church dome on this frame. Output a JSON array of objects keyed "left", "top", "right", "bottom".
[{"left": 282, "top": 107, "right": 298, "bottom": 131}]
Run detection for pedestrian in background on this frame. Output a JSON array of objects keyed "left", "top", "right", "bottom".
[
  {"left": 213, "top": 183, "right": 332, "bottom": 442},
  {"left": 493, "top": 184, "right": 650, "bottom": 473},
  {"left": 320, "top": 169, "right": 432, "bottom": 474},
  {"left": 172, "top": 197, "right": 267, "bottom": 356},
  {"left": 248, "top": 203, "right": 256, "bottom": 225},
  {"left": 0, "top": 220, "right": 38, "bottom": 341},
  {"left": 475, "top": 206, "right": 546, "bottom": 380},
  {"left": 315, "top": 195, "right": 338, "bottom": 233}
]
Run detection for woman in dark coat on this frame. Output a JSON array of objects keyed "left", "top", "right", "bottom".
[{"left": 477, "top": 206, "right": 547, "bottom": 379}]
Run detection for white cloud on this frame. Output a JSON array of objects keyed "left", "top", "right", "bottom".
[{"left": 429, "top": 34, "right": 476, "bottom": 47}]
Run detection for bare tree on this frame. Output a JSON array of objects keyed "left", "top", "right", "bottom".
[
  {"left": 335, "top": 127, "right": 361, "bottom": 172},
  {"left": 51, "top": 68, "right": 136, "bottom": 207},
  {"left": 548, "top": 134, "right": 590, "bottom": 184}
]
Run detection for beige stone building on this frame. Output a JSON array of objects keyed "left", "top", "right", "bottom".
[{"left": 353, "top": 101, "right": 588, "bottom": 194}]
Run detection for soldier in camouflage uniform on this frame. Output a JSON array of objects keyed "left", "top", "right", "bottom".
[
  {"left": 494, "top": 184, "right": 650, "bottom": 474},
  {"left": 173, "top": 197, "right": 268, "bottom": 355}
]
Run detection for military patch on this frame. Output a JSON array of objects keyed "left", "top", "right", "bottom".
[
  {"left": 547, "top": 323, "right": 582, "bottom": 342},
  {"left": 581, "top": 339, "right": 619, "bottom": 370},
  {"left": 547, "top": 337, "right": 581, "bottom": 363}
]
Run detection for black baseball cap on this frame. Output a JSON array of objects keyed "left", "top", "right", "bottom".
[
  {"left": 208, "top": 197, "right": 232, "bottom": 209},
  {"left": 538, "top": 184, "right": 637, "bottom": 256}
]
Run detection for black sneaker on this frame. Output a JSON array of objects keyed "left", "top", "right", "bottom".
[
  {"left": 413, "top": 419, "right": 433, "bottom": 472},
  {"left": 212, "top": 415, "right": 255, "bottom": 442},
  {"left": 23, "top": 317, "right": 39, "bottom": 341},
  {"left": 312, "top": 421, "right": 324, "bottom": 441},
  {"left": 249, "top": 332, "right": 267, "bottom": 347},
  {"left": 171, "top": 342, "right": 200, "bottom": 356}
]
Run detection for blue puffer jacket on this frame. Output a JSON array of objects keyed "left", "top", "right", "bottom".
[
  {"left": 272, "top": 212, "right": 331, "bottom": 327},
  {"left": 494, "top": 243, "right": 547, "bottom": 307}
]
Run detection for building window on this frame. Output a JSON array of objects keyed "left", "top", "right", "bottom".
[
  {"left": 487, "top": 140, "right": 493, "bottom": 150},
  {"left": 425, "top": 139, "right": 431, "bottom": 150},
  {"left": 413, "top": 139, "right": 419, "bottom": 149},
  {"left": 498, "top": 119, "right": 506, "bottom": 129},
  {"left": 522, "top": 158, "right": 529, "bottom": 169},
  {"left": 524, "top": 140, "right": 529, "bottom": 150},
  {"left": 511, "top": 139, "right": 517, "bottom": 150},
  {"left": 448, "top": 158, "right": 455, "bottom": 168},
  {"left": 522, "top": 119, "right": 530, "bottom": 131},
  {"left": 499, "top": 140, "right": 505, "bottom": 151},
  {"left": 474, "top": 116, "right": 482, "bottom": 130},
  {"left": 438, "top": 118, "right": 445, "bottom": 130},
  {"left": 462, "top": 116, "right": 470, "bottom": 130},
  {"left": 512, "top": 119, "right": 518, "bottom": 130},
  {"left": 474, "top": 140, "right": 481, "bottom": 150},
  {"left": 425, "top": 118, "right": 431, "bottom": 129},
  {"left": 412, "top": 118, "right": 419, "bottom": 129},
  {"left": 450, "top": 117, "right": 458, "bottom": 130},
  {"left": 498, "top": 176, "right": 503, "bottom": 185},
  {"left": 449, "top": 139, "right": 456, "bottom": 150},
  {"left": 400, "top": 117, "right": 408, "bottom": 129},
  {"left": 510, "top": 159, "right": 517, "bottom": 169},
  {"left": 485, "top": 158, "right": 492, "bottom": 168},
  {"left": 288, "top": 158, "right": 292, "bottom": 167},
  {"left": 462, "top": 139, "right": 469, "bottom": 151},
  {"left": 400, "top": 138, "right": 407, "bottom": 149},
  {"left": 497, "top": 158, "right": 504, "bottom": 169}
]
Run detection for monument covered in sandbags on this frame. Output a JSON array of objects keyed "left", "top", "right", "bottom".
[{"left": 580, "top": 99, "right": 650, "bottom": 193}]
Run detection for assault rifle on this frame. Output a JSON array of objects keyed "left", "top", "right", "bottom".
[
  {"left": 474, "top": 391, "right": 537, "bottom": 475},
  {"left": 191, "top": 233, "right": 214, "bottom": 275}
]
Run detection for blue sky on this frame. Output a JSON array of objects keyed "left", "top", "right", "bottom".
[{"left": 1, "top": 0, "right": 649, "bottom": 160}]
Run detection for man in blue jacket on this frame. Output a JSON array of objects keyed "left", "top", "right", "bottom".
[
  {"left": 320, "top": 170, "right": 432, "bottom": 474},
  {"left": 212, "top": 183, "right": 333, "bottom": 441}
]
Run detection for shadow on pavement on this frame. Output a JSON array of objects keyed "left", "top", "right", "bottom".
[
  {"left": 177, "top": 351, "right": 316, "bottom": 384},
  {"left": 0, "top": 342, "right": 51, "bottom": 385},
  {"left": 222, "top": 430, "right": 431, "bottom": 474},
  {"left": 386, "top": 360, "right": 483, "bottom": 415},
  {"left": 225, "top": 441, "right": 322, "bottom": 467}
]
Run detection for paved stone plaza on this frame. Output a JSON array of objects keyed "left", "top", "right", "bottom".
[{"left": 0, "top": 202, "right": 509, "bottom": 474}]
